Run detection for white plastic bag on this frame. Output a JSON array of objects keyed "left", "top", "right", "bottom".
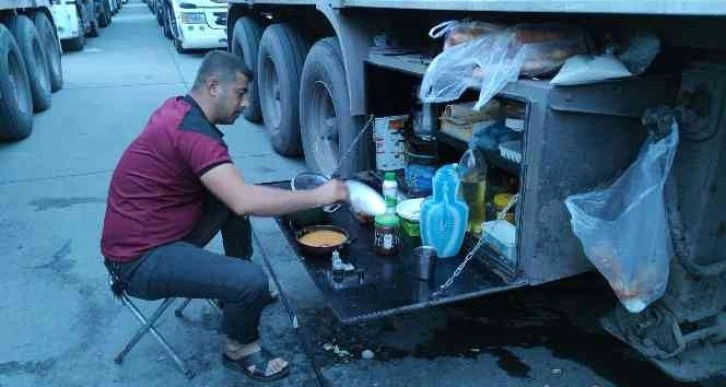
[
  {"left": 419, "top": 30, "right": 527, "bottom": 110},
  {"left": 565, "top": 124, "right": 679, "bottom": 313},
  {"left": 551, "top": 55, "right": 633, "bottom": 86}
]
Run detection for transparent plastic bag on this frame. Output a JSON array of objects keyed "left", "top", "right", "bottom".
[
  {"left": 565, "top": 124, "right": 679, "bottom": 314},
  {"left": 428, "top": 20, "right": 506, "bottom": 49},
  {"left": 420, "top": 30, "right": 527, "bottom": 110},
  {"left": 421, "top": 23, "right": 589, "bottom": 110}
]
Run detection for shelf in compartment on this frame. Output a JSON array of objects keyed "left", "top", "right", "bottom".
[
  {"left": 366, "top": 52, "right": 431, "bottom": 76},
  {"left": 435, "top": 130, "right": 522, "bottom": 176},
  {"left": 366, "top": 53, "right": 552, "bottom": 95}
]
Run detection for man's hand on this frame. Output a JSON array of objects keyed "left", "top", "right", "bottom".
[
  {"left": 201, "top": 164, "right": 349, "bottom": 217},
  {"left": 314, "top": 179, "right": 349, "bottom": 207}
]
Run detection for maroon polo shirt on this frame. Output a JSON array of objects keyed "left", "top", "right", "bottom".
[{"left": 101, "top": 95, "right": 232, "bottom": 262}]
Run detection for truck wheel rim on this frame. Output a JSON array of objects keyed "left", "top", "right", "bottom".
[
  {"left": 310, "top": 80, "right": 339, "bottom": 174},
  {"left": 9, "top": 50, "right": 30, "bottom": 115}
]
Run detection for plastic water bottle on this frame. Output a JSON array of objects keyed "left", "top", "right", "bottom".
[{"left": 382, "top": 172, "right": 398, "bottom": 214}]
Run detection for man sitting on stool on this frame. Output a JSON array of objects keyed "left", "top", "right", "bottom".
[{"left": 101, "top": 50, "right": 347, "bottom": 382}]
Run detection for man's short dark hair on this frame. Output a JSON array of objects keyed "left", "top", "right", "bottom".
[{"left": 191, "top": 50, "right": 253, "bottom": 91}]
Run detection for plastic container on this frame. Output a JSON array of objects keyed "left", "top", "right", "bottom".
[
  {"left": 374, "top": 214, "right": 401, "bottom": 256},
  {"left": 404, "top": 135, "right": 437, "bottom": 197},
  {"left": 420, "top": 164, "right": 469, "bottom": 258},
  {"left": 396, "top": 198, "right": 425, "bottom": 237},
  {"left": 482, "top": 220, "right": 516, "bottom": 263}
]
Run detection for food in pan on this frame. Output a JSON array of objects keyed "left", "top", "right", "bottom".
[{"left": 297, "top": 230, "right": 347, "bottom": 247}]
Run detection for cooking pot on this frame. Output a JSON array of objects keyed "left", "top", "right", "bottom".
[
  {"left": 288, "top": 172, "right": 338, "bottom": 226},
  {"left": 294, "top": 225, "right": 352, "bottom": 256}
]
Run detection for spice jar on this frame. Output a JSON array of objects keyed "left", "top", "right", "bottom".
[{"left": 374, "top": 214, "right": 400, "bottom": 256}]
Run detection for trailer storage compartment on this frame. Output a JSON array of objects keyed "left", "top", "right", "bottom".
[{"left": 265, "top": 56, "right": 677, "bottom": 323}]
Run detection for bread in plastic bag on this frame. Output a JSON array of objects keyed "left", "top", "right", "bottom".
[
  {"left": 564, "top": 122, "right": 679, "bottom": 314},
  {"left": 429, "top": 20, "right": 506, "bottom": 49},
  {"left": 514, "top": 24, "right": 591, "bottom": 77},
  {"left": 420, "top": 29, "right": 527, "bottom": 110},
  {"left": 421, "top": 23, "right": 589, "bottom": 110}
]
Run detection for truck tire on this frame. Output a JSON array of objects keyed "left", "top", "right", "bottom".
[
  {"left": 34, "top": 11, "right": 63, "bottom": 92},
  {"left": 156, "top": 1, "right": 164, "bottom": 26},
  {"left": 257, "top": 24, "right": 308, "bottom": 156},
  {"left": 232, "top": 17, "right": 263, "bottom": 123},
  {"left": 0, "top": 25, "right": 33, "bottom": 141},
  {"left": 88, "top": 19, "right": 100, "bottom": 38},
  {"left": 300, "top": 37, "right": 357, "bottom": 176},
  {"left": 174, "top": 37, "right": 186, "bottom": 54},
  {"left": 8, "top": 15, "right": 51, "bottom": 113},
  {"left": 99, "top": 1, "right": 111, "bottom": 28},
  {"left": 163, "top": 3, "right": 174, "bottom": 40}
]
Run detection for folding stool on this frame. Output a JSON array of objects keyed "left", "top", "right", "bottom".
[{"left": 109, "top": 275, "right": 222, "bottom": 379}]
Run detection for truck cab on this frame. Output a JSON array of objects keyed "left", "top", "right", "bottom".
[
  {"left": 158, "top": 0, "right": 228, "bottom": 52},
  {"left": 50, "top": 0, "right": 99, "bottom": 51}
]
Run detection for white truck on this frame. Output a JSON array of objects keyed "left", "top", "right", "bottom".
[
  {"left": 156, "top": 0, "right": 227, "bottom": 53},
  {"left": 226, "top": 0, "right": 726, "bottom": 382},
  {"left": 50, "top": 0, "right": 110, "bottom": 52},
  {"left": 0, "top": 0, "right": 64, "bottom": 141}
]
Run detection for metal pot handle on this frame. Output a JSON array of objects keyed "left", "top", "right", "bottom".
[{"left": 323, "top": 204, "right": 341, "bottom": 213}]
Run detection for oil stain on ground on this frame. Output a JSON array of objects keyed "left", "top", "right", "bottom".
[{"left": 297, "top": 273, "right": 699, "bottom": 386}]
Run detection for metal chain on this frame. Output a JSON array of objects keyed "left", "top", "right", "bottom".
[
  {"left": 433, "top": 193, "right": 519, "bottom": 297},
  {"left": 333, "top": 115, "right": 376, "bottom": 177}
]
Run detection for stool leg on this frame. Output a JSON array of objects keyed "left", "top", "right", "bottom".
[
  {"left": 174, "top": 298, "right": 193, "bottom": 317},
  {"left": 116, "top": 297, "right": 193, "bottom": 378}
]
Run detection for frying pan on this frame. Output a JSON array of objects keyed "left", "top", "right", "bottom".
[{"left": 295, "top": 225, "right": 352, "bottom": 256}]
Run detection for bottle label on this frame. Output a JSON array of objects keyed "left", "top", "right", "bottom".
[
  {"left": 383, "top": 187, "right": 397, "bottom": 210},
  {"left": 383, "top": 234, "right": 393, "bottom": 249}
]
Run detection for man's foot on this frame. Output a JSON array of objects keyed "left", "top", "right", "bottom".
[{"left": 223, "top": 343, "right": 289, "bottom": 382}]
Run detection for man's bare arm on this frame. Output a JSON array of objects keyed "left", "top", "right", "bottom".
[{"left": 200, "top": 163, "right": 346, "bottom": 217}]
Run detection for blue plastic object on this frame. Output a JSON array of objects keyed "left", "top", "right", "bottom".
[{"left": 420, "top": 164, "right": 469, "bottom": 258}]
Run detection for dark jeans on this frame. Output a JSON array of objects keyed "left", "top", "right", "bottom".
[{"left": 106, "top": 194, "right": 269, "bottom": 344}]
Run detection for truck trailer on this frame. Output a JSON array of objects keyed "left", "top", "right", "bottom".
[
  {"left": 226, "top": 0, "right": 726, "bottom": 382},
  {"left": 1, "top": 0, "right": 64, "bottom": 141}
]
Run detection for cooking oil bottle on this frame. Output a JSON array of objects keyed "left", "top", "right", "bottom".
[{"left": 458, "top": 149, "right": 488, "bottom": 234}]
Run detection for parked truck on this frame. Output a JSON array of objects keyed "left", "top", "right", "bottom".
[
  {"left": 157, "top": 0, "right": 228, "bottom": 53},
  {"left": 226, "top": 0, "right": 726, "bottom": 382},
  {"left": 0, "top": 0, "right": 64, "bottom": 141}
]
